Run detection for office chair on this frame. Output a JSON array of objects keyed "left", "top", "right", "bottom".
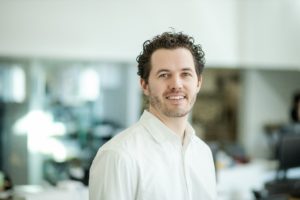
[{"left": 264, "top": 134, "right": 300, "bottom": 197}]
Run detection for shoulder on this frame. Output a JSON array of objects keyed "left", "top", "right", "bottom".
[
  {"left": 93, "top": 121, "right": 150, "bottom": 160},
  {"left": 89, "top": 123, "right": 146, "bottom": 181},
  {"left": 90, "top": 148, "right": 137, "bottom": 175},
  {"left": 89, "top": 138, "right": 140, "bottom": 200},
  {"left": 89, "top": 124, "right": 142, "bottom": 176}
]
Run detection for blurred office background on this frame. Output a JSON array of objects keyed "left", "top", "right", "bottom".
[{"left": 0, "top": 0, "right": 300, "bottom": 199}]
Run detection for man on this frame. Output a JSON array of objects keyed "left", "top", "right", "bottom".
[
  {"left": 291, "top": 91, "right": 300, "bottom": 123},
  {"left": 89, "top": 31, "right": 217, "bottom": 200}
]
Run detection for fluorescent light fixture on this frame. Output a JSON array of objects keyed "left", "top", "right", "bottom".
[
  {"left": 79, "top": 68, "right": 100, "bottom": 101},
  {"left": 11, "top": 66, "right": 26, "bottom": 103}
]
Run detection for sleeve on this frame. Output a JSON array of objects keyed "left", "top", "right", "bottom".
[{"left": 89, "top": 150, "right": 139, "bottom": 200}]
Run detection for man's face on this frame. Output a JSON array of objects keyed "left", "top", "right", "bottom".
[{"left": 141, "top": 48, "right": 202, "bottom": 119}]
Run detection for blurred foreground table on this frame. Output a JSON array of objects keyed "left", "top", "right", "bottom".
[{"left": 12, "top": 181, "right": 88, "bottom": 200}]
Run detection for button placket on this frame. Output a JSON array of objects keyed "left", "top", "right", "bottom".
[{"left": 180, "top": 145, "right": 191, "bottom": 200}]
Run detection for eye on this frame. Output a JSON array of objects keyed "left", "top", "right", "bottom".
[
  {"left": 158, "top": 73, "right": 169, "bottom": 78},
  {"left": 182, "top": 72, "right": 192, "bottom": 77}
]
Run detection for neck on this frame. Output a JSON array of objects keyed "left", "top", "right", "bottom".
[
  {"left": 164, "top": 118, "right": 187, "bottom": 143},
  {"left": 148, "top": 108, "right": 188, "bottom": 142}
]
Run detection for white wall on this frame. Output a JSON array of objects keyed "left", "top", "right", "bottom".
[
  {"left": 239, "top": 69, "right": 300, "bottom": 158},
  {"left": 1, "top": 0, "right": 300, "bottom": 67},
  {"left": 1, "top": 0, "right": 299, "bottom": 68},
  {"left": 0, "top": 0, "right": 239, "bottom": 65},
  {"left": 239, "top": 0, "right": 300, "bottom": 68}
]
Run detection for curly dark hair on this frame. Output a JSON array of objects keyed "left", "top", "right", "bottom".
[{"left": 136, "top": 31, "right": 205, "bottom": 82}]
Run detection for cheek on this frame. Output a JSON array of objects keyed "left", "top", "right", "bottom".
[
  {"left": 195, "top": 85, "right": 201, "bottom": 93},
  {"left": 188, "top": 82, "right": 200, "bottom": 93},
  {"left": 143, "top": 89, "right": 149, "bottom": 96},
  {"left": 150, "top": 84, "right": 166, "bottom": 96}
]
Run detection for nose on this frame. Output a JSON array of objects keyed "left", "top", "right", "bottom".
[{"left": 169, "top": 75, "right": 183, "bottom": 90}]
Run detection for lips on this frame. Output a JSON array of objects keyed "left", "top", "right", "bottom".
[
  {"left": 166, "top": 95, "right": 185, "bottom": 100},
  {"left": 165, "top": 93, "right": 186, "bottom": 100}
]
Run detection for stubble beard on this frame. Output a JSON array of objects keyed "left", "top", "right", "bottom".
[{"left": 148, "top": 92, "right": 197, "bottom": 118}]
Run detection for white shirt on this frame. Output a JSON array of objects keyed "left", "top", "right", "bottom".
[{"left": 89, "top": 110, "right": 217, "bottom": 200}]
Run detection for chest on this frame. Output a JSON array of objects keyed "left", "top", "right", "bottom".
[{"left": 135, "top": 143, "right": 211, "bottom": 200}]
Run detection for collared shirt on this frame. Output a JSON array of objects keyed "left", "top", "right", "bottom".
[{"left": 89, "top": 110, "right": 217, "bottom": 200}]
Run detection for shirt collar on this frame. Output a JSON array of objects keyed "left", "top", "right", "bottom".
[{"left": 139, "top": 110, "right": 195, "bottom": 146}]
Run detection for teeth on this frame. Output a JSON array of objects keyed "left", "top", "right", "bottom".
[{"left": 168, "top": 96, "right": 184, "bottom": 100}]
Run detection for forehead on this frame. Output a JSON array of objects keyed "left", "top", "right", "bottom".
[{"left": 150, "top": 48, "right": 195, "bottom": 72}]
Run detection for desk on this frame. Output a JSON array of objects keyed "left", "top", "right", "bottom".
[
  {"left": 217, "top": 159, "right": 300, "bottom": 200},
  {"left": 217, "top": 159, "right": 278, "bottom": 200},
  {"left": 13, "top": 182, "right": 88, "bottom": 200}
]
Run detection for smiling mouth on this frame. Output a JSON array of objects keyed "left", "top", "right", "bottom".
[
  {"left": 166, "top": 95, "right": 186, "bottom": 100},
  {"left": 167, "top": 96, "right": 184, "bottom": 100}
]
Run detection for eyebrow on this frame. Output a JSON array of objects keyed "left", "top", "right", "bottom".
[
  {"left": 156, "top": 69, "right": 170, "bottom": 75},
  {"left": 155, "top": 68, "right": 194, "bottom": 75},
  {"left": 182, "top": 68, "right": 193, "bottom": 72}
]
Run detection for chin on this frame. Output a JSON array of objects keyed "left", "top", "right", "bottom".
[{"left": 163, "top": 109, "right": 190, "bottom": 118}]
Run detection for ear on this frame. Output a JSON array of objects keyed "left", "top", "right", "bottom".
[
  {"left": 196, "top": 75, "right": 202, "bottom": 93},
  {"left": 140, "top": 78, "right": 150, "bottom": 96}
]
